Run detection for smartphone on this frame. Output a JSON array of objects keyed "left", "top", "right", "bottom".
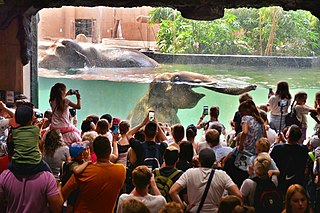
[
  {"left": 35, "top": 112, "right": 43, "bottom": 119},
  {"left": 113, "top": 124, "right": 118, "bottom": 134},
  {"left": 69, "top": 108, "right": 76, "bottom": 117},
  {"left": 148, "top": 110, "right": 155, "bottom": 121},
  {"left": 69, "top": 89, "right": 78, "bottom": 95},
  {"left": 203, "top": 106, "right": 209, "bottom": 115}
]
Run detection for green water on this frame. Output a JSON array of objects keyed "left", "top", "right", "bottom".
[{"left": 39, "top": 64, "right": 320, "bottom": 138}]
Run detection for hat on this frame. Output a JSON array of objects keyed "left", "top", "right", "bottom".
[
  {"left": 69, "top": 142, "right": 88, "bottom": 159},
  {"left": 112, "top": 117, "right": 121, "bottom": 125}
]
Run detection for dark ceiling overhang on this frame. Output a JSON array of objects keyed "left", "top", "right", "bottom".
[{"left": 1, "top": 0, "right": 319, "bottom": 65}]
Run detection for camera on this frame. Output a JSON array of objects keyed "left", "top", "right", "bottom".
[
  {"left": 278, "top": 100, "right": 288, "bottom": 107},
  {"left": 70, "top": 89, "right": 78, "bottom": 95},
  {"left": 69, "top": 108, "right": 76, "bottom": 117}
]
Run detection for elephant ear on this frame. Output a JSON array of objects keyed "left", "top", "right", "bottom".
[
  {"left": 148, "top": 82, "right": 172, "bottom": 106},
  {"left": 148, "top": 81, "right": 205, "bottom": 109}
]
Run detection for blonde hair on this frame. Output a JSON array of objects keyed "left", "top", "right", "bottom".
[
  {"left": 82, "top": 131, "right": 98, "bottom": 152},
  {"left": 254, "top": 152, "right": 271, "bottom": 176},
  {"left": 82, "top": 131, "right": 98, "bottom": 143},
  {"left": 256, "top": 137, "right": 270, "bottom": 152}
]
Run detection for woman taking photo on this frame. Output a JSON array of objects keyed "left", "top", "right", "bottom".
[{"left": 268, "top": 81, "right": 292, "bottom": 133}]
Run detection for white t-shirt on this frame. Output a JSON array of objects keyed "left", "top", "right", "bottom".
[
  {"left": 212, "top": 145, "right": 233, "bottom": 162},
  {"left": 101, "top": 131, "right": 113, "bottom": 150},
  {"left": 295, "top": 104, "right": 313, "bottom": 128},
  {"left": 176, "top": 168, "right": 235, "bottom": 213},
  {"left": 268, "top": 95, "right": 291, "bottom": 116},
  {"left": 50, "top": 99, "right": 71, "bottom": 128},
  {"left": 197, "top": 141, "right": 211, "bottom": 154},
  {"left": 266, "top": 127, "right": 277, "bottom": 144},
  {"left": 197, "top": 143, "right": 232, "bottom": 162},
  {"left": 117, "top": 194, "right": 166, "bottom": 213}
]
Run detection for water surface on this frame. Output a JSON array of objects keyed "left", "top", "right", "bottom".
[{"left": 39, "top": 64, "right": 320, "bottom": 137}]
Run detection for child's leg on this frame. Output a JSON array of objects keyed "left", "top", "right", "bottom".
[
  {"left": 37, "top": 159, "right": 52, "bottom": 173},
  {"left": 8, "top": 159, "right": 52, "bottom": 176},
  {"left": 299, "top": 127, "right": 307, "bottom": 144}
]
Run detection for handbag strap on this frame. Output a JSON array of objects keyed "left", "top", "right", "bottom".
[
  {"left": 196, "top": 169, "right": 215, "bottom": 213},
  {"left": 289, "top": 99, "right": 296, "bottom": 113}
]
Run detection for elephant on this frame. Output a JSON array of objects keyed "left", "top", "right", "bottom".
[
  {"left": 127, "top": 71, "right": 257, "bottom": 126},
  {"left": 38, "top": 40, "right": 159, "bottom": 70}
]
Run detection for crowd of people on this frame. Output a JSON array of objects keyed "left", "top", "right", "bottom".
[{"left": 0, "top": 81, "right": 320, "bottom": 213}]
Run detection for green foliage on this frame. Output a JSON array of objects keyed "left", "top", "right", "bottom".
[{"left": 150, "top": 7, "right": 320, "bottom": 56}]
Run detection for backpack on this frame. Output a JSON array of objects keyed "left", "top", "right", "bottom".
[
  {"left": 223, "top": 149, "right": 249, "bottom": 188},
  {"left": 251, "top": 177, "right": 283, "bottom": 213},
  {"left": 59, "top": 161, "right": 77, "bottom": 186},
  {"left": 154, "top": 168, "right": 181, "bottom": 202},
  {"left": 285, "top": 102, "right": 302, "bottom": 127},
  {"left": 141, "top": 142, "right": 161, "bottom": 171}
]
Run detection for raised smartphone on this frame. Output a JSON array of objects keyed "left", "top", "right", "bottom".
[
  {"left": 203, "top": 106, "right": 208, "bottom": 115},
  {"left": 113, "top": 124, "right": 118, "bottom": 134},
  {"left": 148, "top": 110, "right": 155, "bottom": 121}
]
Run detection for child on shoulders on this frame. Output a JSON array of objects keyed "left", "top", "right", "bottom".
[
  {"left": 48, "top": 83, "right": 81, "bottom": 145},
  {"left": 8, "top": 104, "right": 51, "bottom": 176}
]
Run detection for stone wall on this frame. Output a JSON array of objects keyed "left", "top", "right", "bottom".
[
  {"left": 142, "top": 51, "right": 320, "bottom": 68},
  {"left": 38, "top": 6, "right": 159, "bottom": 43}
]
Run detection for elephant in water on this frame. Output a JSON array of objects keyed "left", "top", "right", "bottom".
[
  {"left": 39, "top": 40, "right": 159, "bottom": 70},
  {"left": 127, "top": 71, "right": 256, "bottom": 126}
]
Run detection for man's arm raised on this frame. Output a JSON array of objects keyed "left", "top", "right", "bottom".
[{"left": 126, "top": 114, "right": 149, "bottom": 140}]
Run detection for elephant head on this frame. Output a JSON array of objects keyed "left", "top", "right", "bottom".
[{"left": 127, "top": 71, "right": 256, "bottom": 126}]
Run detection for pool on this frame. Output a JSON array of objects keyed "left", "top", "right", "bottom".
[{"left": 38, "top": 64, "right": 320, "bottom": 138}]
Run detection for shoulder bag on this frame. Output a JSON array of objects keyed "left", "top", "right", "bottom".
[{"left": 196, "top": 169, "right": 215, "bottom": 213}]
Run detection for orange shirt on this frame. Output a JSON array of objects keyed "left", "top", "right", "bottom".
[{"left": 63, "top": 163, "right": 126, "bottom": 213}]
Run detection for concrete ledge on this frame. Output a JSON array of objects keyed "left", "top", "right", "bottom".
[
  {"left": 102, "top": 38, "right": 157, "bottom": 49},
  {"left": 142, "top": 51, "right": 320, "bottom": 68}
]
